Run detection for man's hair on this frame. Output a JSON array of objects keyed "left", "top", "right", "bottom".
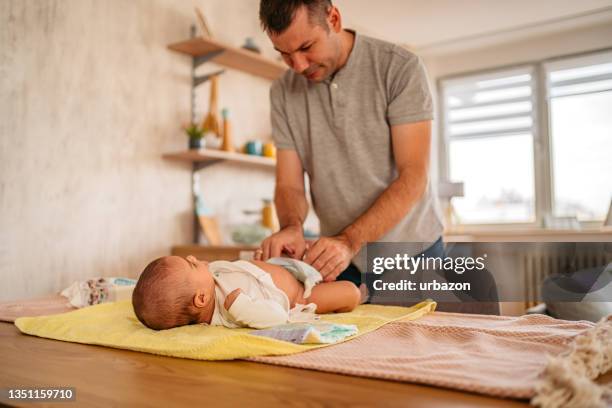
[
  {"left": 259, "top": 0, "right": 332, "bottom": 35},
  {"left": 132, "top": 257, "right": 199, "bottom": 330}
]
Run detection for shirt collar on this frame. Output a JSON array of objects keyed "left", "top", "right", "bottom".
[{"left": 324, "top": 29, "right": 360, "bottom": 85}]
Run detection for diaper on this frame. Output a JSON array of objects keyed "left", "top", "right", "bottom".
[{"left": 266, "top": 257, "right": 323, "bottom": 298}]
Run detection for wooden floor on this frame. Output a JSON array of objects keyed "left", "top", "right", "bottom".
[{"left": 0, "top": 323, "right": 531, "bottom": 408}]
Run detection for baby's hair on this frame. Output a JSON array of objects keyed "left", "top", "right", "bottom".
[{"left": 132, "top": 257, "right": 199, "bottom": 330}]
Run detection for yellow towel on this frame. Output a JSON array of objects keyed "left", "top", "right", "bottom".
[{"left": 15, "top": 300, "right": 436, "bottom": 360}]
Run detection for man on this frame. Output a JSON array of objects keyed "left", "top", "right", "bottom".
[{"left": 256, "top": 0, "right": 444, "bottom": 291}]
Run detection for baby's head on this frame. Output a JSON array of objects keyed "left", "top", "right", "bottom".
[{"left": 132, "top": 255, "right": 215, "bottom": 330}]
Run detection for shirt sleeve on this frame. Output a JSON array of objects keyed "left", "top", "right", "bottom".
[
  {"left": 386, "top": 50, "right": 434, "bottom": 126},
  {"left": 227, "top": 292, "right": 288, "bottom": 329},
  {"left": 270, "top": 80, "right": 297, "bottom": 150}
]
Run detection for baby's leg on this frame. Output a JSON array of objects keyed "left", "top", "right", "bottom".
[{"left": 306, "top": 281, "right": 361, "bottom": 313}]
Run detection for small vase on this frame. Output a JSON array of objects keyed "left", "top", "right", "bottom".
[{"left": 189, "top": 138, "right": 204, "bottom": 149}]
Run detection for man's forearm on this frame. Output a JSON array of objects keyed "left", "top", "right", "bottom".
[
  {"left": 274, "top": 185, "right": 309, "bottom": 230},
  {"left": 341, "top": 166, "right": 428, "bottom": 253}
]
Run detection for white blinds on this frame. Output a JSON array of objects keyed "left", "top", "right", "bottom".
[
  {"left": 545, "top": 50, "right": 612, "bottom": 98},
  {"left": 442, "top": 66, "right": 536, "bottom": 140}
]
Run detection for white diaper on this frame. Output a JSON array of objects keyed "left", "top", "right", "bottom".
[{"left": 266, "top": 257, "right": 323, "bottom": 298}]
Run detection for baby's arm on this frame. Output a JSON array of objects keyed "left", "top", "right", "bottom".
[
  {"left": 224, "top": 289, "right": 288, "bottom": 329},
  {"left": 305, "top": 281, "right": 361, "bottom": 313}
]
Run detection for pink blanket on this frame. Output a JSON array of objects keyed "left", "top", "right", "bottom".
[{"left": 250, "top": 312, "right": 603, "bottom": 400}]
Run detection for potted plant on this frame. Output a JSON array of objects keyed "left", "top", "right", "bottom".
[{"left": 184, "top": 123, "right": 205, "bottom": 149}]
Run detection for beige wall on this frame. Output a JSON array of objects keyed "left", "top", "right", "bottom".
[
  {"left": 0, "top": 0, "right": 277, "bottom": 301},
  {"left": 421, "top": 21, "right": 612, "bottom": 79}
]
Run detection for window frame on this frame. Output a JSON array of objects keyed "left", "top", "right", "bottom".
[{"left": 437, "top": 47, "right": 612, "bottom": 229}]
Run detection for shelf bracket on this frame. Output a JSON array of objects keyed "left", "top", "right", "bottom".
[
  {"left": 193, "top": 69, "right": 226, "bottom": 88},
  {"left": 193, "top": 51, "right": 224, "bottom": 69},
  {"left": 193, "top": 159, "right": 223, "bottom": 172}
]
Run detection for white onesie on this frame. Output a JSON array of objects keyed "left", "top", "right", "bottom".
[{"left": 208, "top": 259, "right": 320, "bottom": 329}]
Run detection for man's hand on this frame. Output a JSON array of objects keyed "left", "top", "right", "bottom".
[
  {"left": 224, "top": 288, "right": 243, "bottom": 310},
  {"left": 303, "top": 234, "right": 356, "bottom": 282},
  {"left": 256, "top": 225, "right": 307, "bottom": 261}
]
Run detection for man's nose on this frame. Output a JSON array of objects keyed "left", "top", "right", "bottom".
[{"left": 290, "top": 53, "right": 309, "bottom": 74}]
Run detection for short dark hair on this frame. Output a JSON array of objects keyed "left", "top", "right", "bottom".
[
  {"left": 259, "top": 0, "right": 332, "bottom": 35},
  {"left": 132, "top": 257, "right": 198, "bottom": 330}
]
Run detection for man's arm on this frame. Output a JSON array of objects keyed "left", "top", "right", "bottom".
[
  {"left": 305, "top": 120, "right": 432, "bottom": 280},
  {"left": 275, "top": 150, "right": 308, "bottom": 231},
  {"left": 259, "top": 150, "right": 309, "bottom": 260}
]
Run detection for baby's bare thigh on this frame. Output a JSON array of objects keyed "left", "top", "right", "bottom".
[{"left": 248, "top": 260, "right": 305, "bottom": 306}]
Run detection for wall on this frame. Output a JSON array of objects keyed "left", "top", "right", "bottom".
[
  {"left": 0, "top": 0, "right": 277, "bottom": 301},
  {"left": 421, "top": 20, "right": 612, "bottom": 79},
  {"left": 336, "top": 0, "right": 612, "bottom": 48}
]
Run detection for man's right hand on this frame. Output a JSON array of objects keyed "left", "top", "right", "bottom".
[{"left": 256, "top": 225, "right": 306, "bottom": 261}]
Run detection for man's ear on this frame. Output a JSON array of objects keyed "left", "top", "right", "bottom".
[
  {"left": 193, "top": 291, "right": 207, "bottom": 308},
  {"left": 328, "top": 6, "right": 342, "bottom": 33}
]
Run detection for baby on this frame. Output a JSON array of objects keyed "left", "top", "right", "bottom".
[{"left": 132, "top": 255, "right": 361, "bottom": 330}]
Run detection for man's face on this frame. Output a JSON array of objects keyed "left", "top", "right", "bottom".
[{"left": 268, "top": 5, "right": 342, "bottom": 83}]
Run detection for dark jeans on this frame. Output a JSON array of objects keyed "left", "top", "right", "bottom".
[{"left": 337, "top": 237, "right": 446, "bottom": 287}]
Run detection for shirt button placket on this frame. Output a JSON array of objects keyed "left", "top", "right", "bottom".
[{"left": 331, "top": 82, "right": 344, "bottom": 131}]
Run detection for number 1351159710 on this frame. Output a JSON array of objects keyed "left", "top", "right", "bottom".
[{"left": 3, "top": 388, "right": 75, "bottom": 401}]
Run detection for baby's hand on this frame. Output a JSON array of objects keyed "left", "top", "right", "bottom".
[{"left": 224, "top": 288, "right": 243, "bottom": 310}]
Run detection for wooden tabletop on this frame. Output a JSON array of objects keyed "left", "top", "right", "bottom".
[{"left": 0, "top": 323, "right": 529, "bottom": 408}]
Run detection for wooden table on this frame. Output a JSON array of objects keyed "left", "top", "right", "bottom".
[{"left": 0, "top": 322, "right": 530, "bottom": 408}]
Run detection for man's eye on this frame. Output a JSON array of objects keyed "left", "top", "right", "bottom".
[{"left": 302, "top": 45, "right": 312, "bottom": 51}]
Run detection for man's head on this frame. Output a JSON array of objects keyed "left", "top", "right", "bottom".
[
  {"left": 132, "top": 255, "right": 215, "bottom": 330},
  {"left": 259, "top": 0, "right": 345, "bottom": 82}
]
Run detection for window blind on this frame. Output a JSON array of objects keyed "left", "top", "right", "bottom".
[
  {"left": 442, "top": 66, "right": 536, "bottom": 140},
  {"left": 545, "top": 50, "right": 612, "bottom": 98}
]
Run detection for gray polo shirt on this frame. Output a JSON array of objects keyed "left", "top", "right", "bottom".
[{"left": 270, "top": 31, "right": 444, "bottom": 272}]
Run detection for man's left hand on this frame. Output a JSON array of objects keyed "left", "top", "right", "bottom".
[{"left": 303, "top": 234, "right": 356, "bottom": 282}]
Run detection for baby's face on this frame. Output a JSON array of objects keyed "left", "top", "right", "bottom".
[{"left": 182, "top": 255, "right": 213, "bottom": 291}]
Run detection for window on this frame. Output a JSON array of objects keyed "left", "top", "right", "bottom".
[
  {"left": 442, "top": 67, "right": 536, "bottom": 224},
  {"left": 545, "top": 51, "right": 612, "bottom": 222},
  {"left": 440, "top": 49, "right": 612, "bottom": 226}
]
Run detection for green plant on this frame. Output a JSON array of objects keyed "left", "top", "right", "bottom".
[{"left": 184, "top": 123, "right": 204, "bottom": 140}]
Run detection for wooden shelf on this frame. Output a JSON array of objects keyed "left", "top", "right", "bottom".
[
  {"left": 168, "top": 36, "right": 286, "bottom": 81},
  {"left": 163, "top": 148, "right": 276, "bottom": 168}
]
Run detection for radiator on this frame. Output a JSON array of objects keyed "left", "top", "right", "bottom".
[{"left": 523, "top": 249, "right": 612, "bottom": 308}]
